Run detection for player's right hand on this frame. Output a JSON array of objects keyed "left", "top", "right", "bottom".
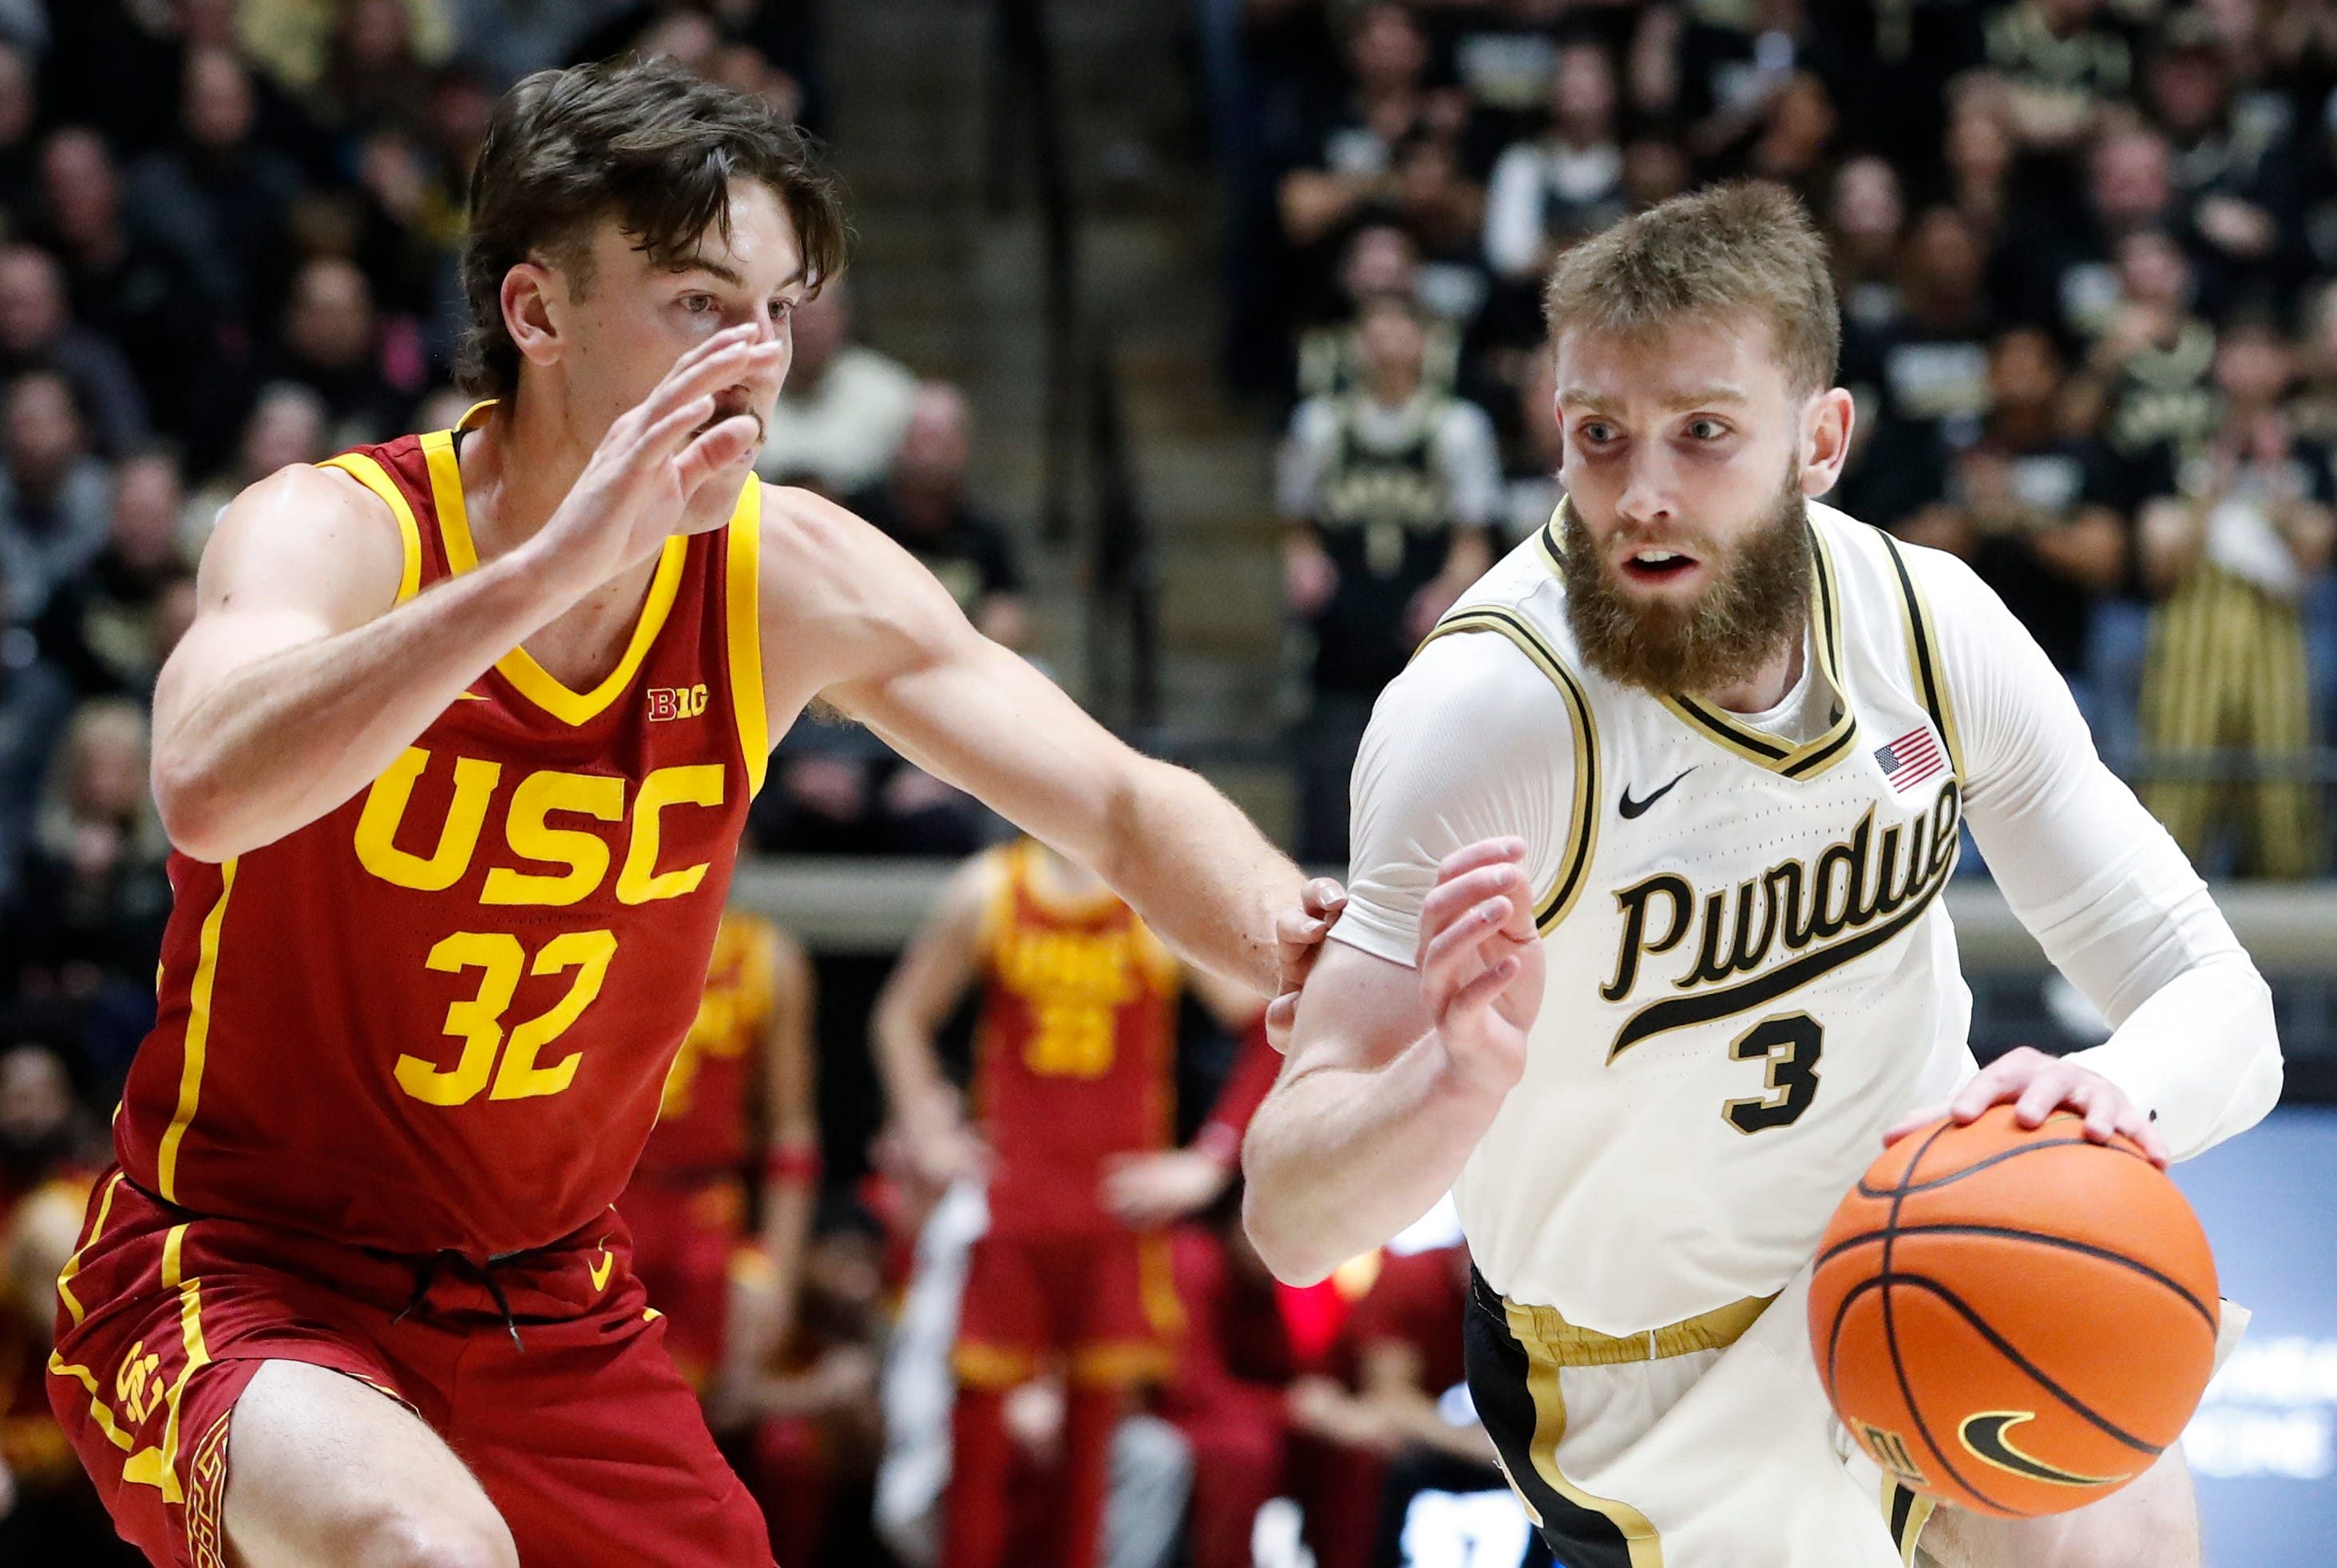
[
  {"left": 533, "top": 323, "right": 786, "bottom": 590},
  {"left": 1417, "top": 837, "right": 1542, "bottom": 1098}
]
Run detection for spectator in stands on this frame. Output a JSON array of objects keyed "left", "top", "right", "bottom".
[
  {"left": 2142, "top": 11, "right": 2297, "bottom": 307},
  {"left": 182, "top": 382, "right": 333, "bottom": 555},
  {"left": 35, "top": 129, "right": 213, "bottom": 444},
  {"left": 0, "top": 552, "right": 69, "bottom": 910},
  {"left": 2, "top": 700, "right": 171, "bottom": 1079},
  {"left": 757, "top": 276, "right": 918, "bottom": 498},
  {"left": 2010, "top": 123, "right": 2183, "bottom": 344},
  {"left": 34, "top": 453, "right": 194, "bottom": 702},
  {"left": 2135, "top": 317, "right": 2333, "bottom": 877},
  {"left": 0, "top": 372, "right": 109, "bottom": 624},
  {"left": 1280, "top": 295, "right": 1496, "bottom": 861},
  {"left": 1278, "top": 4, "right": 1464, "bottom": 251},
  {"left": 1970, "top": 0, "right": 2137, "bottom": 156},
  {"left": 1481, "top": 42, "right": 1626, "bottom": 285},
  {"left": 1828, "top": 155, "right": 1907, "bottom": 337},
  {"left": 1941, "top": 89, "right": 2019, "bottom": 244},
  {"left": 2081, "top": 228, "right": 2220, "bottom": 463},
  {"left": 313, "top": 0, "right": 439, "bottom": 140},
  {"left": 128, "top": 46, "right": 305, "bottom": 339},
  {"left": 1295, "top": 222, "right": 1464, "bottom": 401},
  {"left": 0, "top": 246, "right": 150, "bottom": 458},
  {"left": 1894, "top": 330, "right": 2129, "bottom": 701},
  {"left": 1499, "top": 348, "right": 1563, "bottom": 545},
  {"left": 851, "top": 382, "right": 1029, "bottom": 651},
  {"left": 0, "top": 42, "right": 39, "bottom": 229},
  {"left": 263, "top": 255, "right": 412, "bottom": 448}
]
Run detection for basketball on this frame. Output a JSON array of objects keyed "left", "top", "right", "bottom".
[{"left": 1808, "top": 1105, "right": 2220, "bottom": 1519}]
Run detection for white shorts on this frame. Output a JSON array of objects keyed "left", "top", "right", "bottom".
[{"left": 1463, "top": 1265, "right": 2249, "bottom": 1568}]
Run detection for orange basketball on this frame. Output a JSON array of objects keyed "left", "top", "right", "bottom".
[{"left": 1808, "top": 1104, "right": 2219, "bottom": 1519}]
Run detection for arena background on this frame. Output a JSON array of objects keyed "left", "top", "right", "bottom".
[{"left": 2, "top": 1, "right": 2335, "bottom": 1564}]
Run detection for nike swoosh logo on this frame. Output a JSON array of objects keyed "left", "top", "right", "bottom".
[
  {"left": 1618, "top": 766, "right": 1696, "bottom": 819},
  {"left": 1959, "top": 1412, "right": 2130, "bottom": 1487},
  {"left": 588, "top": 1243, "right": 615, "bottom": 1293}
]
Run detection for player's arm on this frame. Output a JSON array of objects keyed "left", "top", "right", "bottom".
[
  {"left": 1243, "top": 633, "right": 1567, "bottom": 1285},
  {"left": 867, "top": 851, "right": 993, "bottom": 1183},
  {"left": 762, "top": 488, "right": 1304, "bottom": 999},
  {"left": 1883, "top": 549, "right": 2281, "bottom": 1163},
  {"left": 755, "top": 925, "right": 819, "bottom": 1352},
  {"left": 152, "top": 328, "right": 779, "bottom": 861}
]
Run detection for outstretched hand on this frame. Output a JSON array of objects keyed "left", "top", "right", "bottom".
[
  {"left": 1417, "top": 838, "right": 1542, "bottom": 1098},
  {"left": 1883, "top": 1045, "right": 2169, "bottom": 1168}
]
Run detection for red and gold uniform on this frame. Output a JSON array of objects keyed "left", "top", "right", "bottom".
[
  {"left": 50, "top": 411, "right": 778, "bottom": 1568},
  {"left": 953, "top": 840, "right": 1186, "bottom": 1390},
  {"left": 617, "top": 909, "right": 786, "bottom": 1388}
]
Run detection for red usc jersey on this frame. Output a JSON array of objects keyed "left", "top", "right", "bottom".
[
  {"left": 114, "top": 416, "right": 772, "bottom": 1257},
  {"left": 636, "top": 909, "right": 783, "bottom": 1182},
  {"left": 971, "top": 840, "right": 1180, "bottom": 1236}
]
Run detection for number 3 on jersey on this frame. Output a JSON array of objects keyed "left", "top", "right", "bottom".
[
  {"left": 398, "top": 929, "right": 618, "bottom": 1106},
  {"left": 1721, "top": 1012, "right": 1822, "bottom": 1134}
]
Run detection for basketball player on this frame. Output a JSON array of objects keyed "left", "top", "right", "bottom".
[
  {"left": 49, "top": 59, "right": 1321, "bottom": 1568},
  {"left": 1245, "top": 183, "right": 2283, "bottom": 1568},
  {"left": 872, "top": 834, "right": 1265, "bottom": 1568},
  {"left": 616, "top": 908, "right": 817, "bottom": 1400}
]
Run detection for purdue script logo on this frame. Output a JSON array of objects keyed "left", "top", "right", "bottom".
[{"left": 1601, "top": 782, "right": 1962, "bottom": 1057}]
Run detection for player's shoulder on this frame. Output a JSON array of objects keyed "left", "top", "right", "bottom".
[
  {"left": 757, "top": 480, "right": 970, "bottom": 636},
  {"left": 196, "top": 461, "right": 410, "bottom": 615},
  {"left": 1807, "top": 501, "right": 2014, "bottom": 659}
]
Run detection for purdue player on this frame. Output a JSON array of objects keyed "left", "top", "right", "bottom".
[{"left": 1245, "top": 183, "right": 2282, "bottom": 1568}]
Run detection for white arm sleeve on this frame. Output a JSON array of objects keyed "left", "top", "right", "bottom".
[
  {"left": 1922, "top": 550, "right": 2283, "bottom": 1160},
  {"left": 1483, "top": 145, "right": 1546, "bottom": 280},
  {"left": 1277, "top": 399, "right": 1339, "bottom": 521},
  {"left": 1433, "top": 400, "right": 1503, "bottom": 531},
  {"left": 1335, "top": 629, "right": 1575, "bottom": 968}
]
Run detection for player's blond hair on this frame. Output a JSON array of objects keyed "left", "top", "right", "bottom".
[{"left": 1542, "top": 180, "right": 1838, "bottom": 394}]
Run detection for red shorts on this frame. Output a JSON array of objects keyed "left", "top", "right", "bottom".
[
  {"left": 47, "top": 1170, "right": 771, "bottom": 1568},
  {"left": 615, "top": 1174, "right": 746, "bottom": 1390},
  {"left": 953, "top": 1228, "right": 1183, "bottom": 1389}
]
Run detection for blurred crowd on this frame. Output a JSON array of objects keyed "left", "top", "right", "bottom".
[{"left": 1236, "top": 0, "right": 2337, "bottom": 873}]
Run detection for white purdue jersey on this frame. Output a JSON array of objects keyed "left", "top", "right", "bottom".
[{"left": 1333, "top": 499, "right": 2281, "bottom": 1337}]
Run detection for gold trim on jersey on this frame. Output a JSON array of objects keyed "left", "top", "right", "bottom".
[
  {"left": 1883, "top": 1478, "right": 1935, "bottom": 1566},
  {"left": 1876, "top": 529, "right": 1963, "bottom": 782},
  {"left": 421, "top": 427, "right": 690, "bottom": 727},
  {"left": 726, "top": 479, "right": 769, "bottom": 795},
  {"left": 158, "top": 859, "right": 237, "bottom": 1204},
  {"left": 1507, "top": 1301, "right": 1666, "bottom": 1567},
  {"left": 54, "top": 1170, "right": 124, "bottom": 1328},
  {"left": 1537, "top": 505, "right": 1859, "bottom": 779},
  {"left": 1503, "top": 1291, "right": 1773, "bottom": 1369},
  {"left": 1417, "top": 608, "right": 1601, "bottom": 934},
  {"left": 315, "top": 453, "right": 423, "bottom": 605}
]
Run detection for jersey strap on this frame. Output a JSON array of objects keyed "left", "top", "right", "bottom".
[
  {"left": 1875, "top": 529, "right": 1965, "bottom": 782},
  {"left": 1416, "top": 607, "right": 1600, "bottom": 934}
]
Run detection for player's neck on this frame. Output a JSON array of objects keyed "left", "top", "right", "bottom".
[
  {"left": 1698, "top": 629, "right": 1804, "bottom": 716},
  {"left": 455, "top": 392, "right": 598, "bottom": 565}
]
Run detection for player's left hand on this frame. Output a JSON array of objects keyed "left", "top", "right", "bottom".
[
  {"left": 1883, "top": 1046, "right": 2170, "bottom": 1168},
  {"left": 1266, "top": 876, "right": 1348, "bottom": 1050},
  {"left": 1100, "top": 1146, "right": 1234, "bottom": 1227}
]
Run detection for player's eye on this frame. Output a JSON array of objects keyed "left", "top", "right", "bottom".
[
  {"left": 770, "top": 299, "right": 795, "bottom": 324},
  {"left": 680, "top": 294, "right": 716, "bottom": 315},
  {"left": 1684, "top": 418, "right": 1729, "bottom": 442},
  {"left": 1578, "top": 420, "right": 1617, "bottom": 446}
]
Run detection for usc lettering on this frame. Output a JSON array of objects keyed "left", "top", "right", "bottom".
[
  {"left": 354, "top": 746, "right": 724, "bottom": 906},
  {"left": 995, "top": 925, "right": 1143, "bottom": 1079}
]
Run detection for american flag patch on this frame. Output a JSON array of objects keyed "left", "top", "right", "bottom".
[{"left": 1874, "top": 727, "right": 1946, "bottom": 792}]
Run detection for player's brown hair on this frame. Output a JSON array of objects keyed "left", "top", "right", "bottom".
[
  {"left": 1542, "top": 180, "right": 1838, "bottom": 394},
  {"left": 457, "top": 56, "right": 848, "bottom": 400}
]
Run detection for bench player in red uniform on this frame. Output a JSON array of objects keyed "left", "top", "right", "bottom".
[
  {"left": 617, "top": 908, "right": 817, "bottom": 1398},
  {"left": 872, "top": 835, "right": 1267, "bottom": 1568},
  {"left": 48, "top": 58, "right": 1325, "bottom": 1568}
]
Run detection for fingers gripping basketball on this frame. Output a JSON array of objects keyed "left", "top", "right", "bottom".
[{"left": 1809, "top": 1105, "right": 2220, "bottom": 1519}]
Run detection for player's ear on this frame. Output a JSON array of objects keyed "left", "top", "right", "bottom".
[
  {"left": 501, "top": 260, "right": 563, "bottom": 372},
  {"left": 1797, "top": 385, "right": 1856, "bottom": 497}
]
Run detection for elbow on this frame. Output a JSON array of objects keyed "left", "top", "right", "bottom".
[
  {"left": 150, "top": 743, "right": 240, "bottom": 864},
  {"left": 1239, "top": 1173, "right": 1337, "bottom": 1289},
  {"left": 2232, "top": 965, "right": 2285, "bottom": 1130}
]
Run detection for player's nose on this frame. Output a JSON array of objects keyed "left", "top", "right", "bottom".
[{"left": 1614, "top": 452, "right": 1679, "bottom": 529}]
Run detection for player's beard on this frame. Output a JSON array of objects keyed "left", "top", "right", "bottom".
[{"left": 1559, "top": 461, "right": 1812, "bottom": 696}]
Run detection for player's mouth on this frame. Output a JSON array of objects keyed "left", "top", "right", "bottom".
[
  {"left": 700, "top": 392, "right": 766, "bottom": 448},
  {"left": 1616, "top": 544, "right": 1704, "bottom": 589}
]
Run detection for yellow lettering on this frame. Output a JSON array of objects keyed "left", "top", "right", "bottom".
[
  {"left": 398, "top": 932, "right": 525, "bottom": 1105},
  {"left": 355, "top": 749, "right": 502, "bottom": 892},
  {"left": 617, "top": 765, "right": 724, "bottom": 905},
  {"left": 481, "top": 770, "right": 623, "bottom": 906},
  {"left": 490, "top": 929, "right": 618, "bottom": 1100}
]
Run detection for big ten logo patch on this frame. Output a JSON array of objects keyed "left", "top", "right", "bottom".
[
  {"left": 352, "top": 747, "right": 727, "bottom": 907},
  {"left": 648, "top": 684, "right": 710, "bottom": 721}
]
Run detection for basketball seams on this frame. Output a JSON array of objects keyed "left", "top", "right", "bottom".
[
  {"left": 1812, "top": 1225, "right": 2220, "bottom": 1332},
  {"left": 1855, "top": 1134, "right": 2153, "bottom": 1202}
]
